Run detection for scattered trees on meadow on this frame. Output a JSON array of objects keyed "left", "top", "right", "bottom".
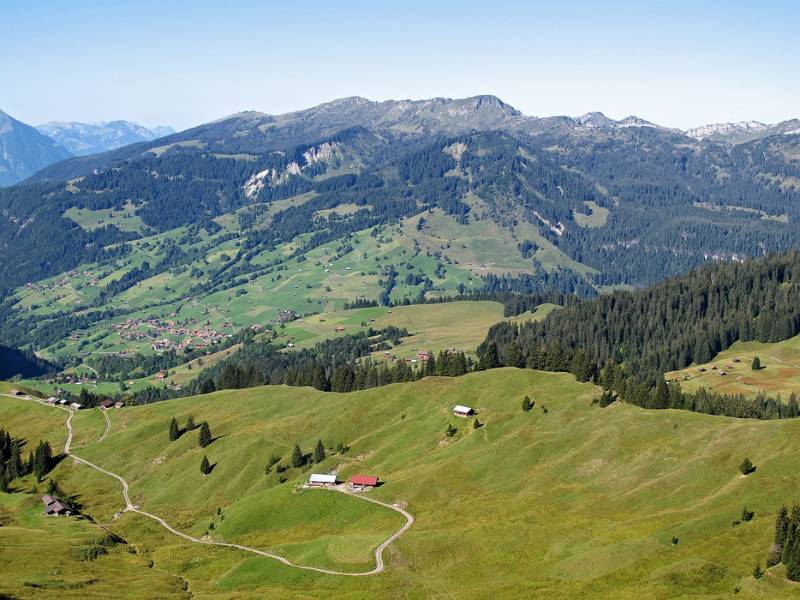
[
  {"left": 740, "top": 458, "right": 756, "bottom": 476},
  {"left": 768, "top": 504, "right": 800, "bottom": 581},
  {"left": 0, "top": 429, "right": 54, "bottom": 490},
  {"left": 169, "top": 417, "right": 180, "bottom": 441},
  {"left": 265, "top": 454, "right": 281, "bottom": 475},
  {"left": 199, "top": 422, "right": 212, "bottom": 448},
  {"left": 291, "top": 444, "right": 305, "bottom": 468},
  {"left": 522, "top": 396, "right": 533, "bottom": 412},
  {"left": 752, "top": 356, "right": 762, "bottom": 371},
  {"left": 313, "top": 439, "right": 326, "bottom": 464},
  {"left": 200, "top": 455, "right": 211, "bottom": 475}
]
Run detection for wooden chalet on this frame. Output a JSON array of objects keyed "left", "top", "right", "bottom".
[{"left": 350, "top": 475, "right": 379, "bottom": 490}]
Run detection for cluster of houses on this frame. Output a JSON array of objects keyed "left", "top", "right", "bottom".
[
  {"left": 26, "top": 269, "right": 102, "bottom": 295},
  {"left": 44, "top": 397, "right": 122, "bottom": 410},
  {"left": 42, "top": 494, "right": 74, "bottom": 516},
  {"left": 307, "top": 473, "right": 380, "bottom": 491},
  {"left": 52, "top": 375, "right": 96, "bottom": 387},
  {"left": 114, "top": 317, "right": 233, "bottom": 352},
  {"left": 46, "top": 397, "right": 84, "bottom": 409}
]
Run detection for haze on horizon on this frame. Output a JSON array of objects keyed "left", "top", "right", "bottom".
[{"left": 2, "top": 0, "right": 797, "bottom": 131}]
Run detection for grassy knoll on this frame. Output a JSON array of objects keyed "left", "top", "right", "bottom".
[
  {"left": 2, "top": 369, "right": 800, "bottom": 597},
  {"left": 282, "top": 300, "right": 506, "bottom": 358},
  {"left": 666, "top": 332, "right": 800, "bottom": 399}
]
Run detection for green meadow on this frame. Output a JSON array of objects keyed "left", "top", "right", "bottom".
[
  {"left": 2, "top": 369, "right": 799, "bottom": 598},
  {"left": 666, "top": 332, "right": 800, "bottom": 399}
]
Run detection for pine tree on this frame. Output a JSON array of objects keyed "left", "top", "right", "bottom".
[
  {"left": 169, "top": 417, "right": 180, "bottom": 441},
  {"left": 473, "top": 418, "right": 482, "bottom": 430},
  {"left": 522, "top": 395, "right": 533, "bottom": 412},
  {"left": 198, "top": 422, "right": 212, "bottom": 448},
  {"left": 291, "top": 444, "right": 305, "bottom": 468},
  {"left": 753, "top": 564, "right": 763, "bottom": 579},
  {"left": 200, "top": 455, "right": 211, "bottom": 475},
  {"left": 186, "top": 415, "right": 196, "bottom": 431},
  {"left": 752, "top": 356, "right": 762, "bottom": 371},
  {"left": 313, "top": 439, "right": 326, "bottom": 464},
  {"left": 740, "top": 457, "right": 755, "bottom": 475},
  {"left": 445, "top": 424, "right": 457, "bottom": 437}
]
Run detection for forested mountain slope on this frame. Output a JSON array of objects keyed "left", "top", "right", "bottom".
[
  {"left": 2, "top": 96, "right": 800, "bottom": 368},
  {"left": 480, "top": 252, "right": 800, "bottom": 417}
]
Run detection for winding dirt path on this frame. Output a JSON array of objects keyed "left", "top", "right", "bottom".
[{"left": 1, "top": 393, "right": 413, "bottom": 576}]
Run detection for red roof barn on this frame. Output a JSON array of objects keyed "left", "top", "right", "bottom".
[{"left": 350, "top": 475, "right": 379, "bottom": 489}]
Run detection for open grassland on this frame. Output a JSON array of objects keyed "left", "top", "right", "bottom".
[
  {"left": 666, "top": 332, "right": 800, "bottom": 399},
  {"left": 2, "top": 369, "right": 800, "bottom": 597},
  {"left": 0, "top": 493, "right": 187, "bottom": 599},
  {"left": 281, "top": 301, "right": 506, "bottom": 358}
]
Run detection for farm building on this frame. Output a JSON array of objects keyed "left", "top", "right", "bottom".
[
  {"left": 418, "top": 352, "right": 431, "bottom": 362},
  {"left": 114, "top": 401, "right": 124, "bottom": 409},
  {"left": 350, "top": 475, "right": 379, "bottom": 491},
  {"left": 100, "top": 399, "right": 114, "bottom": 409},
  {"left": 42, "top": 495, "right": 74, "bottom": 516},
  {"left": 70, "top": 402, "right": 83, "bottom": 410},
  {"left": 46, "top": 397, "right": 58, "bottom": 404},
  {"left": 9, "top": 389, "right": 24, "bottom": 397},
  {"left": 58, "top": 399, "right": 68, "bottom": 405},
  {"left": 308, "top": 473, "right": 337, "bottom": 487},
  {"left": 335, "top": 325, "right": 346, "bottom": 332},
  {"left": 453, "top": 405, "right": 475, "bottom": 417}
]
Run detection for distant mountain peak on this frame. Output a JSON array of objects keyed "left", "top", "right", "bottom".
[
  {"left": 684, "top": 119, "right": 800, "bottom": 143},
  {"left": 576, "top": 112, "right": 615, "bottom": 128},
  {"left": 0, "top": 108, "right": 72, "bottom": 186},
  {"left": 36, "top": 120, "right": 177, "bottom": 156},
  {"left": 574, "top": 112, "right": 664, "bottom": 130}
]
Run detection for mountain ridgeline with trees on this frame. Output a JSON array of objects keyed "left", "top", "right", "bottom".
[
  {"left": 478, "top": 252, "right": 800, "bottom": 419},
  {"left": 2, "top": 95, "right": 800, "bottom": 296}
]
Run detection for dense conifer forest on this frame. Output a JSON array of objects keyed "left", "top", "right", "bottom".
[{"left": 478, "top": 252, "right": 800, "bottom": 418}]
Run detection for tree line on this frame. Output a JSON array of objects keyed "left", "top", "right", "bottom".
[{"left": 478, "top": 252, "right": 800, "bottom": 419}]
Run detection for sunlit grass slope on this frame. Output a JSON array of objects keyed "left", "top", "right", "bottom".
[
  {"left": 666, "top": 332, "right": 800, "bottom": 399},
  {"left": 2, "top": 369, "right": 800, "bottom": 598}
]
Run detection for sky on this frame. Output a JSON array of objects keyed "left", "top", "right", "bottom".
[{"left": 1, "top": 0, "right": 798, "bottom": 131}]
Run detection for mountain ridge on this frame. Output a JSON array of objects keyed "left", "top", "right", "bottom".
[
  {"left": 37, "top": 120, "right": 176, "bottom": 156},
  {"left": 0, "top": 109, "right": 73, "bottom": 186}
]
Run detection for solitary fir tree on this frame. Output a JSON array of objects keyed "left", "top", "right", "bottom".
[
  {"left": 740, "top": 457, "right": 756, "bottom": 475},
  {"left": 198, "top": 422, "right": 212, "bottom": 448},
  {"left": 446, "top": 424, "right": 457, "bottom": 437},
  {"left": 291, "top": 444, "right": 305, "bottom": 468},
  {"left": 522, "top": 395, "right": 533, "bottom": 412},
  {"left": 186, "top": 415, "right": 196, "bottom": 431},
  {"left": 200, "top": 455, "right": 211, "bottom": 475},
  {"left": 752, "top": 356, "right": 762, "bottom": 371},
  {"left": 169, "top": 417, "right": 179, "bottom": 441},
  {"left": 313, "top": 439, "right": 326, "bottom": 464},
  {"left": 473, "top": 418, "right": 482, "bottom": 430}
]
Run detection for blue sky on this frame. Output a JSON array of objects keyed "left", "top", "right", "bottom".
[{"left": 1, "top": 0, "right": 797, "bottom": 130}]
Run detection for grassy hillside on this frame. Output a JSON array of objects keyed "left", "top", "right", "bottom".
[
  {"left": 2, "top": 370, "right": 800, "bottom": 597},
  {"left": 666, "top": 332, "right": 800, "bottom": 399},
  {"left": 281, "top": 300, "right": 506, "bottom": 358}
]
